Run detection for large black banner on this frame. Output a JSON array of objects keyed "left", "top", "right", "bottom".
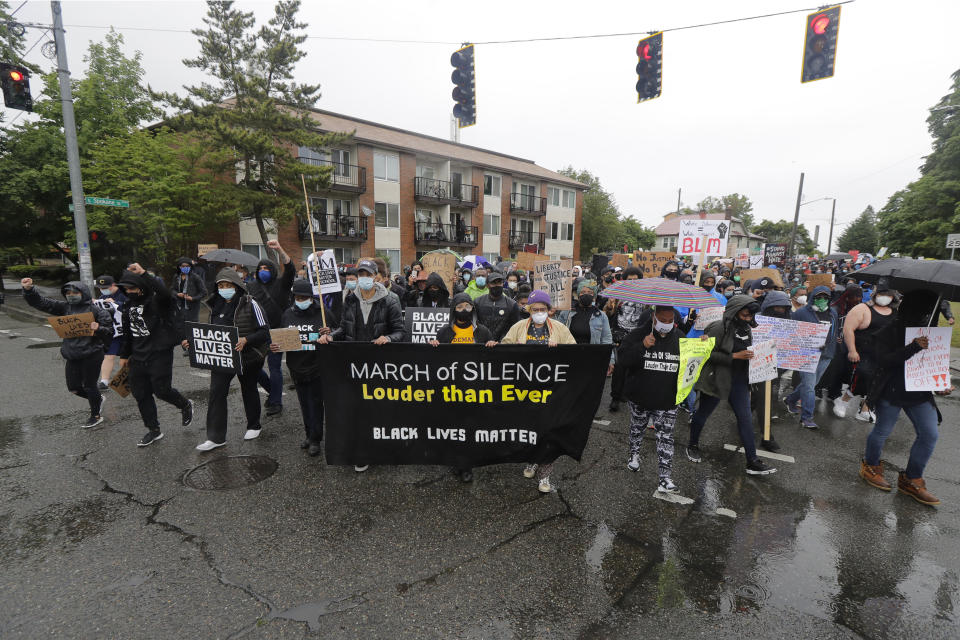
[{"left": 319, "top": 343, "right": 613, "bottom": 467}]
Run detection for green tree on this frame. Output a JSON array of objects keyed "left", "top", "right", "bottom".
[
  {"left": 616, "top": 217, "right": 657, "bottom": 252},
  {"left": 877, "top": 68, "right": 960, "bottom": 257},
  {"left": 693, "top": 193, "right": 755, "bottom": 230},
  {"left": 751, "top": 219, "right": 817, "bottom": 255},
  {"left": 836, "top": 205, "right": 879, "bottom": 254},
  {"left": 155, "top": 0, "right": 346, "bottom": 258}
]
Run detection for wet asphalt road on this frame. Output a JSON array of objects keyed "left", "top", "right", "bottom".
[{"left": 1, "top": 306, "right": 959, "bottom": 639}]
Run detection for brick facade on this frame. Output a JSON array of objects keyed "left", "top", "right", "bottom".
[
  {"left": 399, "top": 151, "right": 417, "bottom": 268},
  {"left": 499, "top": 174, "right": 512, "bottom": 260}
]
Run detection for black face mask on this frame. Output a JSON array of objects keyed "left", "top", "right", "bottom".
[
  {"left": 603, "top": 277, "right": 613, "bottom": 284},
  {"left": 425, "top": 288, "right": 439, "bottom": 300},
  {"left": 579, "top": 294, "right": 594, "bottom": 307},
  {"left": 488, "top": 285, "right": 503, "bottom": 298},
  {"left": 766, "top": 308, "right": 791, "bottom": 319},
  {"left": 454, "top": 309, "right": 473, "bottom": 325},
  {"left": 664, "top": 270, "right": 678, "bottom": 280},
  {"left": 703, "top": 283, "right": 714, "bottom": 292}
]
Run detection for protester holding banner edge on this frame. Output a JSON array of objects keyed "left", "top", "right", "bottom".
[{"left": 784, "top": 286, "right": 838, "bottom": 429}]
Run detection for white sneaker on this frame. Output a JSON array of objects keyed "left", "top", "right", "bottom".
[
  {"left": 855, "top": 408, "right": 876, "bottom": 423},
  {"left": 627, "top": 454, "right": 641, "bottom": 472},
  {"left": 657, "top": 479, "right": 679, "bottom": 494},
  {"left": 354, "top": 464, "right": 369, "bottom": 473},
  {"left": 196, "top": 440, "right": 226, "bottom": 452},
  {"left": 538, "top": 477, "right": 552, "bottom": 493},
  {"left": 832, "top": 396, "right": 848, "bottom": 418},
  {"left": 523, "top": 464, "right": 538, "bottom": 479},
  {"left": 243, "top": 429, "right": 261, "bottom": 441}
]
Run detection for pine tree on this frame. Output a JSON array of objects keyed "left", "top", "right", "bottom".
[{"left": 836, "top": 205, "right": 880, "bottom": 254}]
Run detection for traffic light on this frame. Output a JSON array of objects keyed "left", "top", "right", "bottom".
[
  {"left": 450, "top": 43, "right": 476, "bottom": 128},
  {"left": 0, "top": 62, "right": 32, "bottom": 112},
  {"left": 635, "top": 32, "right": 663, "bottom": 103},
  {"left": 89, "top": 230, "right": 106, "bottom": 243},
  {"left": 801, "top": 5, "right": 841, "bottom": 83}
]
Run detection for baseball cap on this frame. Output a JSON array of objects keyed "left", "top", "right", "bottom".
[
  {"left": 487, "top": 271, "right": 505, "bottom": 284},
  {"left": 290, "top": 279, "right": 314, "bottom": 297},
  {"left": 356, "top": 259, "right": 378, "bottom": 275},
  {"left": 95, "top": 275, "right": 114, "bottom": 287},
  {"left": 756, "top": 277, "right": 773, "bottom": 289}
]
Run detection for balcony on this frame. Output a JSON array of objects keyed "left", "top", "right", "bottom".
[
  {"left": 414, "top": 177, "right": 480, "bottom": 208},
  {"left": 298, "top": 214, "right": 368, "bottom": 242},
  {"left": 508, "top": 231, "right": 545, "bottom": 252},
  {"left": 297, "top": 157, "right": 366, "bottom": 194},
  {"left": 414, "top": 222, "right": 479, "bottom": 248},
  {"left": 509, "top": 193, "right": 547, "bottom": 216}
]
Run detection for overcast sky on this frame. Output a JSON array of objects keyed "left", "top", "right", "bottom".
[{"left": 7, "top": 0, "right": 959, "bottom": 249}]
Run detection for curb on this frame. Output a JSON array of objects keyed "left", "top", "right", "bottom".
[{"left": 1, "top": 301, "right": 50, "bottom": 324}]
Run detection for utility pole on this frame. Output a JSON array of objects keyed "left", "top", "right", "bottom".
[
  {"left": 676, "top": 188, "right": 681, "bottom": 215},
  {"left": 786, "top": 172, "right": 804, "bottom": 266},
  {"left": 826, "top": 198, "right": 837, "bottom": 255},
  {"left": 51, "top": 1, "right": 92, "bottom": 287}
]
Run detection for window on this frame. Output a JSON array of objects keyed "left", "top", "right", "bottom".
[
  {"left": 660, "top": 236, "right": 677, "bottom": 249},
  {"left": 333, "top": 247, "right": 355, "bottom": 264},
  {"left": 416, "top": 208, "right": 434, "bottom": 224},
  {"left": 331, "top": 199, "right": 351, "bottom": 217},
  {"left": 373, "top": 151, "right": 399, "bottom": 181},
  {"left": 562, "top": 190, "right": 576, "bottom": 208},
  {"left": 483, "top": 214, "right": 500, "bottom": 235},
  {"left": 374, "top": 202, "right": 400, "bottom": 228},
  {"left": 548, "top": 221, "right": 559, "bottom": 240},
  {"left": 298, "top": 146, "right": 328, "bottom": 164},
  {"left": 417, "top": 164, "right": 435, "bottom": 180},
  {"left": 242, "top": 244, "right": 264, "bottom": 259},
  {"left": 379, "top": 249, "right": 401, "bottom": 275},
  {"left": 548, "top": 187, "right": 561, "bottom": 207},
  {"left": 562, "top": 223, "right": 574, "bottom": 241},
  {"left": 483, "top": 174, "right": 501, "bottom": 196},
  {"left": 332, "top": 149, "right": 350, "bottom": 176},
  {"left": 483, "top": 252, "right": 500, "bottom": 265}
]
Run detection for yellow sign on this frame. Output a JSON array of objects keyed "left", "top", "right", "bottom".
[{"left": 676, "top": 337, "right": 715, "bottom": 404}]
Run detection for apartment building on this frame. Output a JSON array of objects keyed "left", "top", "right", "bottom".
[{"left": 220, "top": 109, "right": 586, "bottom": 273}]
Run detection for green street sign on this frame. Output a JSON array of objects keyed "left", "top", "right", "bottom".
[{"left": 69, "top": 196, "right": 130, "bottom": 212}]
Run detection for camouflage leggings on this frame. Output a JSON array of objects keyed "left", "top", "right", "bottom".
[{"left": 628, "top": 403, "right": 676, "bottom": 481}]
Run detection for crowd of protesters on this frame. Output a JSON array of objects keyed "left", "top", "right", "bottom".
[{"left": 18, "top": 247, "right": 953, "bottom": 506}]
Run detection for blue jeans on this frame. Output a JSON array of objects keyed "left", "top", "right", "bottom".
[
  {"left": 864, "top": 398, "right": 939, "bottom": 478},
  {"left": 257, "top": 351, "right": 284, "bottom": 407},
  {"left": 786, "top": 356, "right": 832, "bottom": 421},
  {"left": 685, "top": 389, "right": 697, "bottom": 414},
  {"left": 689, "top": 371, "right": 757, "bottom": 461}
]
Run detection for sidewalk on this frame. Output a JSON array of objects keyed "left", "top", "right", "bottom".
[{"left": 1, "top": 279, "right": 63, "bottom": 323}]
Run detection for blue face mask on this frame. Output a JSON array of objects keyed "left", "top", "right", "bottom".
[
  {"left": 346, "top": 280, "right": 358, "bottom": 290},
  {"left": 475, "top": 276, "right": 486, "bottom": 288},
  {"left": 462, "top": 272, "right": 472, "bottom": 282},
  {"left": 180, "top": 266, "right": 191, "bottom": 274},
  {"left": 358, "top": 277, "right": 374, "bottom": 291},
  {"left": 219, "top": 287, "right": 236, "bottom": 300},
  {"left": 258, "top": 269, "right": 272, "bottom": 283},
  {"left": 295, "top": 299, "right": 312, "bottom": 310},
  {"left": 99, "top": 288, "right": 112, "bottom": 296}
]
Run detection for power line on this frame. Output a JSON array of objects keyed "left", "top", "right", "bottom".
[{"left": 10, "top": 0, "right": 28, "bottom": 18}]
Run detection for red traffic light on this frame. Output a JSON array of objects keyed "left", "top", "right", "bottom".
[
  {"left": 811, "top": 14, "right": 830, "bottom": 34},
  {"left": 637, "top": 43, "right": 651, "bottom": 60},
  {"left": 9, "top": 70, "right": 24, "bottom": 82}
]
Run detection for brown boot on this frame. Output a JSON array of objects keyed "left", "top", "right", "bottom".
[
  {"left": 859, "top": 459, "right": 891, "bottom": 491},
  {"left": 898, "top": 472, "right": 940, "bottom": 506}
]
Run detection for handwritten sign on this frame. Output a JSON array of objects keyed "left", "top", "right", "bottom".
[
  {"left": 749, "top": 253, "right": 764, "bottom": 269},
  {"left": 47, "top": 313, "right": 95, "bottom": 339},
  {"left": 735, "top": 249, "right": 750, "bottom": 268},
  {"left": 186, "top": 322, "right": 242, "bottom": 373},
  {"left": 904, "top": 327, "right": 952, "bottom": 391},
  {"left": 405, "top": 307, "right": 451, "bottom": 343},
  {"left": 197, "top": 243, "right": 218, "bottom": 256},
  {"left": 533, "top": 259, "right": 573, "bottom": 310},
  {"left": 270, "top": 328, "right": 304, "bottom": 352},
  {"left": 611, "top": 253, "right": 632, "bottom": 269},
  {"left": 748, "top": 339, "right": 779, "bottom": 384},
  {"left": 764, "top": 243, "right": 787, "bottom": 267},
  {"left": 421, "top": 251, "right": 458, "bottom": 294},
  {"left": 740, "top": 268, "right": 784, "bottom": 288},
  {"left": 306, "top": 249, "right": 342, "bottom": 296},
  {"left": 676, "top": 337, "right": 715, "bottom": 404},
  {"left": 634, "top": 251, "right": 675, "bottom": 278},
  {"left": 513, "top": 251, "right": 540, "bottom": 272},
  {"left": 109, "top": 363, "right": 131, "bottom": 398},
  {"left": 805, "top": 273, "right": 834, "bottom": 290},
  {"left": 753, "top": 315, "right": 830, "bottom": 373},
  {"left": 693, "top": 305, "right": 725, "bottom": 331},
  {"left": 678, "top": 219, "right": 730, "bottom": 261}
]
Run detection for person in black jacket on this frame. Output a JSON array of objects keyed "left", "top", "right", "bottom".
[
  {"left": 21, "top": 277, "right": 113, "bottom": 428},
  {"left": 247, "top": 240, "right": 295, "bottom": 416},
  {"left": 617, "top": 306, "right": 682, "bottom": 494},
  {"left": 404, "top": 271, "right": 450, "bottom": 309},
  {"left": 272, "top": 279, "right": 338, "bottom": 457},
  {"left": 474, "top": 271, "right": 521, "bottom": 341},
  {"left": 174, "top": 256, "right": 208, "bottom": 326},
  {"left": 192, "top": 267, "right": 271, "bottom": 451},
  {"left": 117, "top": 265, "right": 194, "bottom": 447}
]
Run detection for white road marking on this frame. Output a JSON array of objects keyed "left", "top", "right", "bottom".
[
  {"left": 0, "top": 329, "right": 10, "bottom": 333},
  {"left": 28, "top": 337, "right": 44, "bottom": 342},
  {"left": 593, "top": 419, "right": 611, "bottom": 426},
  {"left": 724, "top": 444, "right": 795, "bottom": 463},
  {"left": 715, "top": 508, "right": 737, "bottom": 519},
  {"left": 653, "top": 491, "right": 694, "bottom": 505}
]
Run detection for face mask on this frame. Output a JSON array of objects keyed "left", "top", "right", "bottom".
[
  {"left": 99, "top": 288, "right": 112, "bottom": 296},
  {"left": 733, "top": 276, "right": 741, "bottom": 282},
  {"left": 295, "top": 299, "right": 312, "bottom": 310},
  {"left": 604, "top": 277, "right": 613, "bottom": 284},
  {"left": 795, "top": 295, "right": 807, "bottom": 306},
  {"left": 664, "top": 270, "right": 678, "bottom": 280},
  {"left": 219, "top": 287, "right": 236, "bottom": 300},
  {"left": 454, "top": 309, "right": 473, "bottom": 325},
  {"left": 346, "top": 280, "right": 358, "bottom": 290},
  {"left": 258, "top": 269, "right": 272, "bottom": 283},
  {"left": 531, "top": 311, "right": 548, "bottom": 325},
  {"left": 180, "top": 266, "right": 191, "bottom": 274},
  {"left": 358, "top": 277, "right": 374, "bottom": 291},
  {"left": 703, "top": 283, "right": 714, "bottom": 292},
  {"left": 723, "top": 291, "right": 734, "bottom": 299},
  {"left": 768, "top": 308, "right": 791, "bottom": 319},
  {"left": 462, "top": 272, "right": 471, "bottom": 282},
  {"left": 488, "top": 285, "right": 503, "bottom": 297},
  {"left": 426, "top": 288, "right": 439, "bottom": 299},
  {"left": 813, "top": 298, "right": 829, "bottom": 312},
  {"left": 579, "top": 294, "right": 594, "bottom": 307},
  {"left": 875, "top": 295, "right": 893, "bottom": 307},
  {"left": 507, "top": 281, "right": 517, "bottom": 290},
  {"left": 475, "top": 277, "right": 486, "bottom": 288},
  {"left": 654, "top": 319, "right": 673, "bottom": 334},
  {"left": 65, "top": 294, "right": 83, "bottom": 304}
]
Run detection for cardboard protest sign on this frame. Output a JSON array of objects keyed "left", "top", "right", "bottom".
[
  {"left": 109, "top": 363, "right": 131, "bottom": 398},
  {"left": 513, "top": 251, "right": 540, "bottom": 272},
  {"left": 764, "top": 243, "right": 787, "bottom": 267},
  {"left": 47, "top": 313, "right": 95, "bottom": 339},
  {"left": 753, "top": 315, "right": 830, "bottom": 373},
  {"left": 676, "top": 337, "right": 714, "bottom": 404},
  {"left": 197, "top": 243, "right": 218, "bottom": 256},
  {"left": 270, "top": 328, "right": 304, "bottom": 352},
  {"left": 740, "top": 268, "right": 784, "bottom": 288},
  {"left": 805, "top": 273, "right": 834, "bottom": 289},
  {"left": 319, "top": 343, "right": 612, "bottom": 467},
  {"left": 421, "top": 251, "right": 458, "bottom": 294},
  {"left": 405, "top": 307, "right": 451, "bottom": 343},
  {"left": 185, "top": 322, "right": 242, "bottom": 373},
  {"left": 904, "top": 327, "right": 952, "bottom": 391},
  {"left": 634, "top": 251, "right": 675, "bottom": 278},
  {"left": 678, "top": 219, "right": 730, "bottom": 261},
  {"left": 611, "top": 253, "right": 632, "bottom": 269},
  {"left": 306, "top": 249, "right": 342, "bottom": 296},
  {"left": 693, "top": 305, "right": 724, "bottom": 331},
  {"left": 533, "top": 259, "right": 573, "bottom": 310},
  {"left": 748, "top": 339, "right": 778, "bottom": 384}
]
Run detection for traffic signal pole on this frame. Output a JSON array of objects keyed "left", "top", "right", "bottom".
[
  {"left": 51, "top": 1, "right": 93, "bottom": 287},
  {"left": 786, "top": 172, "right": 804, "bottom": 267}
]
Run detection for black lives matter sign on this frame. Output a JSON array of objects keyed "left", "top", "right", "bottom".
[
  {"left": 405, "top": 307, "right": 450, "bottom": 343},
  {"left": 186, "top": 322, "right": 242, "bottom": 373}
]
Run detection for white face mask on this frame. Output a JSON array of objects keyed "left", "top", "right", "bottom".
[
  {"left": 795, "top": 295, "right": 807, "bottom": 306},
  {"left": 875, "top": 295, "right": 893, "bottom": 307},
  {"left": 654, "top": 319, "right": 674, "bottom": 334},
  {"left": 531, "top": 311, "right": 549, "bottom": 325}
]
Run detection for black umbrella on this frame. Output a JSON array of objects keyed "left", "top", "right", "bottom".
[
  {"left": 856, "top": 258, "right": 960, "bottom": 302},
  {"left": 201, "top": 248, "right": 261, "bottom": 267},
  {"left": 825, "top": 252, "right": 851, "bottom": 261}
]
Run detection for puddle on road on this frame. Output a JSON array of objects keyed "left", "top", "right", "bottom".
[
  {"left": 0, "top": 496, "right": 118, "bottom": 557},
  {"left": 585, "top": 522, "right": 615, "bottom": 572},
  {"left": 267, "top": 595, "right": 367, "bottom": 631}
]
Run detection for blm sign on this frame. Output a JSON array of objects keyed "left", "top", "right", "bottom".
[
  {"left": 186, "top": 322, "right": 242, "bottom": 373},
  {"left": 306, "top": 250, "right": 343, "bottom": 296},
  {"left": 405, "top": 307, "right": 451, "bottom": 343}
]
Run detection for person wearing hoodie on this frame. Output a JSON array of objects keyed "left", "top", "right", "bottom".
[
  {"left": 116, "top": 265, "right": 194, "bottom": 447},
  {"left": 474, "top": 271, "right": 522, "bottom": 341},
  {"left": 751, "top": 290, "right": 793, "bottom": 451},
  {"left": 21, "top": 277, "right": 113, "bottom": 428},
  {"left": 556, "top": 279, "right": 615, "bottom": 373},
  {"left": 246, "top": 240, "right": 295, "bottom": 417},
  {"left": 465, "top": 266, "right": 489, "bottom": 301},
  {"left": 404, "top": 271, "right": 450, "bottom": 309},
  {"left": 687, "top": 294, "right": 777, "bottom": 476},
  {"left": 94, "top": 275, "right": 128, "bottom": 389},
  {"left": 603, "top": 266, "right": 644, "bottom": 412},
  {"left": 453, "top": 267, "right": 473, "bottom": 295},
  {"left": 174, "top": 256, "right": 208, "bottom": 325},
  {"left": 784, "top": 286, "right": 838, "bottom": 429},
  {"left": 272, "top": 279, "right": 337, "bottom": 457},
  {"left": 192, "top": 267, "right": 271, "bottom": 452}
]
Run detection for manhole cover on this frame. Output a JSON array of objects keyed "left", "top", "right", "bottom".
[{"left": 183, "top": 455, "right": 278, "bottom": 490}]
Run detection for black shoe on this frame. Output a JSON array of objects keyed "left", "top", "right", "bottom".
[
  {"left": 181, "top": 399, "right": 194, "bottom": 427},
  {"left": 265, "top": 404, "right": 282, "bottom": 416},
  {"left": 746, "top": 458, "right": 777, "bottom": 475},
  {"left": 685, "top": 444, "right": 702, "bottom": 463},
  {"left": 82, "top": 414, "right": 104, "bottom": 429},
  {"left": 761, "top": 438, "right": 780, "bottom": 453},
  {"left": 137, "top": 431, "right": 163, "bottom": 447},
  {"left": 459, "top": 469, "right": 473, "bottom": 482},
  {"left": 300, "top": 439, "right": 311, "bottom": 449},
  {"left": 609, "top": 399, "right": 620, "bottom": 412},
  {"left": 97, "top": 380, "right": 109, "bottom": 391},
  {"left": 307, "top": 442, "right": 322, "bottom": 457}
]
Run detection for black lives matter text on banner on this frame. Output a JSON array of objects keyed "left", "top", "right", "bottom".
[
  {"left": 185, "top": 322, "right": 242, "bottom": 374},
  {"left": 306, "top": 249, "right": 343, "bottom": 296},
  {"left": 405, "top": 307, "right": 451, "bottom": 343},
  {"left": 533, "top": 259, "right": 573, "bottom": 310},
  {"left": 319, "top": 343, "right": 612, "bottom": 468}
]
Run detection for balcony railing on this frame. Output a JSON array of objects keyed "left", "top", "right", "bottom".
[
  {"left": 297, "top": 157, "right": 366, "bottom": 193},
  {"left": 508, "top": 231, "right": 545, "bottom": 251},
  {"left": 414, "top": 177, "right": 479, "bottom": 207},
  {"left": 509, "top": 193, "right": 547, "bottom": 216},
  {"left": 298, "top": 214, "right": 368, "bottom": 242},
  {"left": 414, "top": 222, "right": 479, "bottom": 248}
]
